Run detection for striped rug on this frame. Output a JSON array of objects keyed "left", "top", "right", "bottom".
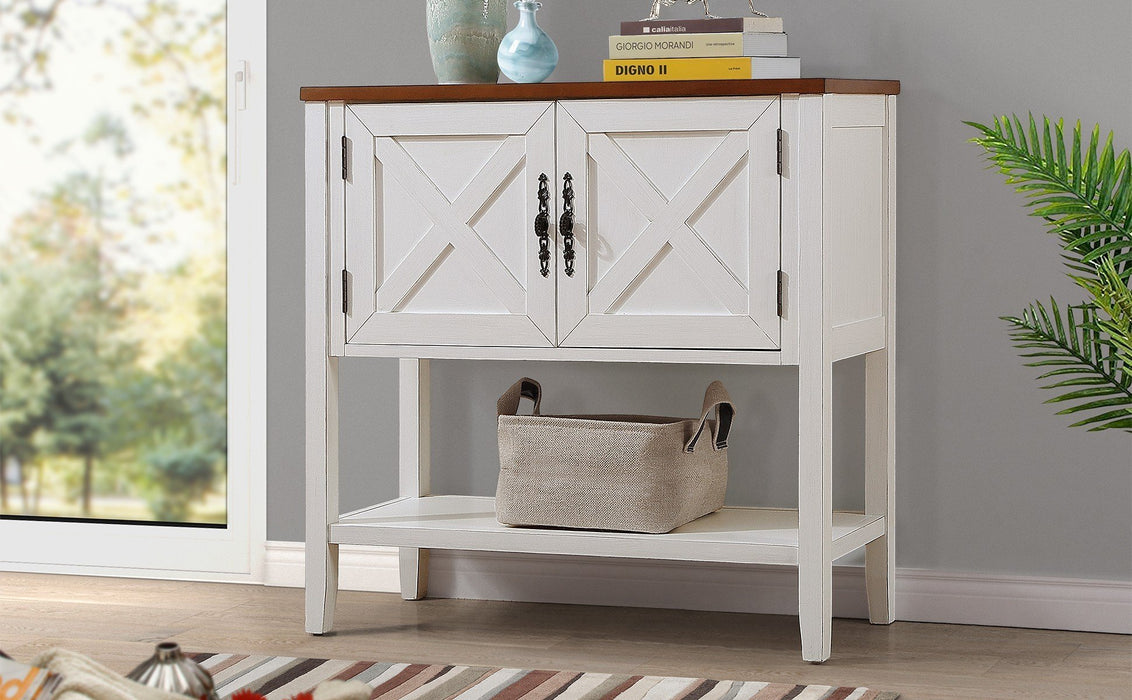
[{"left": 189, "top": 654, "right": 899, "bottom": 700}]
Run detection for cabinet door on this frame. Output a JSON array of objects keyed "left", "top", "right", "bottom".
[
  {"left": 344, "top": 102, "right": 556, "bottom": 347},
  {"left": 556, "top": 98, "right": 780, "bottom": 349}
]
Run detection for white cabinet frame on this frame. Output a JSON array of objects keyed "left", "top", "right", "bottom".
[{"left": 303, "top": 88, "right": 897, "bottom": 662}]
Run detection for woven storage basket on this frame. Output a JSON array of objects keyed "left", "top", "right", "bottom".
[{"left": 495, "top": 377, "right": 735, "bottom": 534}]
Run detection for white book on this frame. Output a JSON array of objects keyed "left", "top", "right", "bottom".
[{"left": 609, "top": 32, "right": 788, "bottom": 59}]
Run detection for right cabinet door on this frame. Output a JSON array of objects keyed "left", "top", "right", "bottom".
[{"left": 556, "top": 98, "right": 781, "bottom": 349}]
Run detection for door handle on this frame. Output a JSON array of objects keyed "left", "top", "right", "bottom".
[
  {"left": 560, "top": 172, "right": 576, "bottom": 277},
  {"left": 534, "top": 173, "right": 551, "bottom": 278}
]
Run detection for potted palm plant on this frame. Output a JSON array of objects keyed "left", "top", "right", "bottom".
[{"left": 968, "top": 115, "right": 1131, "bottom": 432}]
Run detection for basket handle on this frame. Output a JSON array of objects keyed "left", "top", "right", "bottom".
[
  {"left": 497, "top": 377, "right": 543, "bottom": 416},
  {"left": 684, "top": 380, "right": 735, "bottom": 453}
]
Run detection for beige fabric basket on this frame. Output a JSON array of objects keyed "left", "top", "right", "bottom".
[{"left": 495, "top": 377, "right": 734, "bottom": 534}]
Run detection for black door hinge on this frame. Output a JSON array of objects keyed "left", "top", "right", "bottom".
[
  {"left": 777, "top": 270, "right": 785, "bottom": 317},
  {"left": 776, "top": 129, "right": 784, "bottom": 176},
  {"left": 342, "top": 269, "right": 349, "bottom": 314},
  {"left": 341, "top": 135, "right": 349, "bottom": 180}
]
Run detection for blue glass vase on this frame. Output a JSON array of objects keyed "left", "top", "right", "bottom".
[{"left": 497, "top": 1, "right": 558, "bottom": 84}]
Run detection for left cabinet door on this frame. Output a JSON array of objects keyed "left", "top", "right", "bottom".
[{"left": 343, "top": 102, "right": 557, "bottom": 347}]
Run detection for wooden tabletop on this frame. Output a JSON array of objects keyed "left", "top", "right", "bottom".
[{"left": 299, "top": 79, "right": 900, "bottom": 103}]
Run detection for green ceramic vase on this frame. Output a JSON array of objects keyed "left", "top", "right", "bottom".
[{"left": 426, "top": 0, "right": 506, "bottom": 84}]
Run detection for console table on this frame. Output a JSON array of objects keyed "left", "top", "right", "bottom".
[{"left": 302, "top": 79, "right": 899, "bottom": 662}]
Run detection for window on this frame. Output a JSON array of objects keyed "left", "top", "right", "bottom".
[{"left": 0, "top": 0, "right": 265, "bottom": 578}]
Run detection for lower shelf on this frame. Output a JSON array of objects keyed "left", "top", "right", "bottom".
[{"left": 330, "top": 496, "right": 885, "bottom": 566}]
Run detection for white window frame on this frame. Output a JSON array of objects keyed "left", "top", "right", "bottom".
[{"left": 0, "top": 0, "right": 267, "bottom": 582}]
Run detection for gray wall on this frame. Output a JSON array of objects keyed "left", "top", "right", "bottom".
[{"left": 268, "top": 1, "right": 1132, "bottom": 581}]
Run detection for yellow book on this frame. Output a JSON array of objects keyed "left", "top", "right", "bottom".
[{"left": 603, "top": 57, "right": 800, "bottom": 82}]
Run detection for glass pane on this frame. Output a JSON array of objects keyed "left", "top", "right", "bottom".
[{"left": 0, "top": 0, "right": 227, "bottom": 525}]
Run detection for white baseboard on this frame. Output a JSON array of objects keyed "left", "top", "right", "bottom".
[
  {"left": 263, "top": 541, "right": 402, "bottom": 592},
  {"left": 263, "top": 542, "right": 1132, "bottom": 635}
]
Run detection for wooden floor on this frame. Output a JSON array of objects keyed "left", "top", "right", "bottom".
[{"left": 1, "top": 573, "right": 1128, "bottom": 700}]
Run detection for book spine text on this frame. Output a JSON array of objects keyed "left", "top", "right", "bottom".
[
  {"left": 620, "top": 18, "right": 744, "bottom": 35},
  {"left": 619, "top": 17, "right": 783, "bottom": 35},
  {"left": 603, "top": 58, "right": 753, "bottom": 82},
  {"left": 608, "top": 34, "right": 743, "bottom": 59}
]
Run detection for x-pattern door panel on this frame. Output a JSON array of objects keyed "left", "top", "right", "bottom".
[
  {"left": 344, "top": 102, "right": 556, "bottom": 347},
  {"left": 556, "top": 98, "right": 781, "bottom": 349}
]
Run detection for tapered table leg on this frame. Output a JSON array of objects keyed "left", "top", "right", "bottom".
[{"left": 399, "top": 358, "right": 431, "bottom": 600}]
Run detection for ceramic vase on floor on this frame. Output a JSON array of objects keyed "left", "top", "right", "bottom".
[
  {"left": 426, "top": 0, "right": 507, "bottom": 84},
  {"left": 497, "top": 1, "right": 558, "bottom": 83},
  {"left": 127, "top": 642, "right": 220, "bottom": 700}
]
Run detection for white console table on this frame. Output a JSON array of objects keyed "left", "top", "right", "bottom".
[{"left": 302, "top": 79, "right": 899, "bottom": 662}]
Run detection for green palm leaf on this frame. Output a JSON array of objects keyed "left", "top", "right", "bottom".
[
  {"left": 1003, "top": 299, "right": 1131, "bottom": 432},
  {"left": 1075, "top": 257, "right": 1132, "bottom": 368},
  {"left": 971, "top": 114, "right": 1132, "bottom": 432},
  {"left": 966, "top": 115, "right": 1132, "bottom": 282}
]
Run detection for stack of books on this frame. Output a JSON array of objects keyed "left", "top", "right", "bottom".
[{"left": 603, "top": 15, "right": 800, "bottom": 82}]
